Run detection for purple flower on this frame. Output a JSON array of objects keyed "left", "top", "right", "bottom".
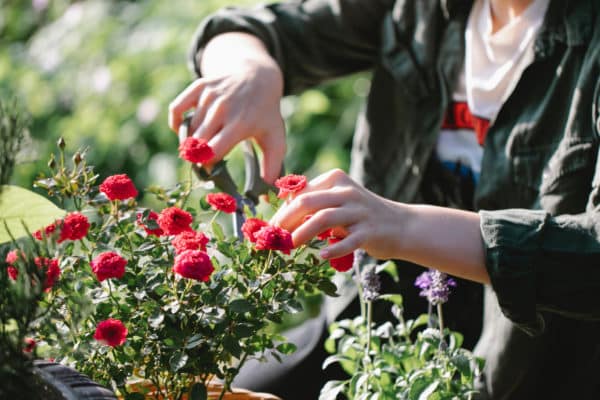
[{"left": 414, "top": 269, "right": 457, "bottom": 305}]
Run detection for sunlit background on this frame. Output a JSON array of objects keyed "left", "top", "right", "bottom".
[{"left": 2, "top": 0, "right": 371, "bottom": 201}]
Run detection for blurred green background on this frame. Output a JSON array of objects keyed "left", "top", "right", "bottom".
[{"left": 2, "top": 0, "right": 370, "bottom": 196}]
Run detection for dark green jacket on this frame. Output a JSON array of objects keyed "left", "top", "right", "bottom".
[{"left": 191, "top": 0, "right": 600, "bottom": 397}]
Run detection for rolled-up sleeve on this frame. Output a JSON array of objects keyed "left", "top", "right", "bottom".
[
  {"left": 480, "top": 189, "right": 600, "bottom": 335},
  {"left": 188, "top": 0, "right": 392, "bottom": 94}
]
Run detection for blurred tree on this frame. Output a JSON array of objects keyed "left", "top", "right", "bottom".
[{"left": 1, "top": 0, "right": 368, "bottom": 200}]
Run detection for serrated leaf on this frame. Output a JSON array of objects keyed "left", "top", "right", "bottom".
[
  {"left": 0, "top": 185, "right": 66, "bottom": 243},
  {"left": 189, "top": 382, "right": 207, "bottom": 400},
  {"left": 169, "top": 350, "right": 188, "bottom": 373}
]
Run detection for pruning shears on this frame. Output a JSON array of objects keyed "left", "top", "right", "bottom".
[{"left": 178, "top": 117, "right": 277, "bottom": 238}]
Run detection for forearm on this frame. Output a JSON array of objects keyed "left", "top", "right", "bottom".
[
  {"left": 200, "top": 32, "right": 283, "bottom": 89},
  {"left": 397, "top": 204, "right": 489, "bottom": 284}
]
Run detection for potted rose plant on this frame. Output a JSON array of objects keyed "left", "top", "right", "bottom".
[{"left": 2, "top": 138, "right": 345, "bottom": 400}]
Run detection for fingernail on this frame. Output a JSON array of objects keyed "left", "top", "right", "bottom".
[{"left": 320, "top": 249, "right": 330, "bottom": 259}]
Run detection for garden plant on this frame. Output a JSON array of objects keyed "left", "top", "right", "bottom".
[{"left": 1, "top": 136, "right": 344, "bottom": 400}]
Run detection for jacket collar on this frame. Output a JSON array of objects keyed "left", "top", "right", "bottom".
[{"left": 441, "top": 0, "right": 593, "bottom": 56}]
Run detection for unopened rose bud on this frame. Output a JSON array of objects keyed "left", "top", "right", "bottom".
[
  {"left": 57, "top": 137, "right": 66, "bottom": 149},
  {"left": 48, "top": 154, "right": 56, "bottom": 169},
  {"left": 72, "top": 152, "right": 82, "bottom": 165}
]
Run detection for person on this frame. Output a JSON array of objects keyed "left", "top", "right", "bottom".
[{"left": 169, "top": 0, "right": 600, "bottom": 398}]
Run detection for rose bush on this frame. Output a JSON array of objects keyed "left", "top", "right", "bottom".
[{"left": 2, "top": 139, "right": 343, "bottom": 400}]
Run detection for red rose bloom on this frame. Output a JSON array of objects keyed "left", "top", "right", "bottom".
[
  {"left": 91, "top": 252, "right": 127, "bottom": 282},
  {"left": 172, "top": 250, "right": 214, "bottom": 282},
  {"left": 137, "top": 210, "right": 164, "bottom": 236},
  {"left": 327, "top": 237, "right": 354, "bottom": 272},
  {"left": 241, "top": 218, "right": 269, "bottom": 243},
  {"left": 7, "top": 266, "right": 18, "bottom": 281},
  {"left": 58, "top": 212, "right": 90, "bottom": 243},
  {"left": 254, "top": 225, "right": 294, "bottom": 255},
  {"left": 94, "top": 318, "right": 128, "bottom": 347},
  {"left": 274, "top": 174, "right": 307, "bottom": 198},
  {"left": 5, "top": 249, "right": 20, "bottom": 264},
  {"left": 99, "top": 174, "right": 138, "bottom": 201},
  {"left": 23, "top": 338, "right": 36, "bottom": 353},
  {"left": 172, "top": 231, "right": 210, "bottom": 254},
  {"left": 206, "top": 192, "right": 237, "bottom": 214},
  {"left": 178, "top": 137, "right": 215, "bottom": 164},
  {"left": 157, "top": 207, "right": 194, "bottom": 235},
  {"left": 34, "top": 257, "right": 61, "bottom": 291},
  {"left": 33, "top": 222, "right": 58, "bottom": 241}
]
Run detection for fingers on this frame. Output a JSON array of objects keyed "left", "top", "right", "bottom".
[
  {"left": 291, "top": 207, "right": 360, "bottom": 246},
  {"left": 255, "top": 120, "right": 286, "bottom": 184},
  {"left": 168, "top": 79, "right": 205, "bottom": 132},
  {"left": 321, "top": 230, "right": 366, "bottom": 259}
]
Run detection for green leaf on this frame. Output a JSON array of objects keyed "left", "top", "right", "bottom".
[
  {"left": 379, "top": 294, "right": 403, "bottom": 307},
  {"left": 451, "top": 353, "right": 472, "bottom": 379},
  {"left": 409, "top": 378, "right": 439, "bottom": 400},
  {"left": 319, "top": 380, "right": 346, "bottom": 400},
  {"left": 189, "top": 382, "right": 207, "bottom": 400},
  {"left": 0, "top": 185, "right": 66, "bottom": 243},
  {"left": 317, "top": 279, "right": 339, "bottom": 297},
  {"left": 276, "top": 342, "right": 297, "bottom": 355},
  {"left": 223, "top": 336, "right": 242, "bottom": 358},
  {"left": 229, "top": 299, "right": 253, "bottom": 314},
  {"left": 211, "top": 221, "right": 225, "bottom": 241},
  {"left": 377, "top": 260, "right": 399, "bottom": 282},
  {"left": 169, "top": 350, "right": 188, "bottom": 373}
]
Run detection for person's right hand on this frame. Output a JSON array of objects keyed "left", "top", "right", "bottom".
[{"left": 168, "top": 33, "right": 286, "bottom": 184}]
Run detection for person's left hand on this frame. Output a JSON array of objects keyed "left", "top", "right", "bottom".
[{"left": 270, "top": 169, "right": 406, "bottom": 260}]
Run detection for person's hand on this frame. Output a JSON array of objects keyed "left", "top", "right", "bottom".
[
  {"left": 270, "top": 169, "right": 406, "bottom": 260},
  {"left": 168, "top": 33, "right": 286, "bottom": 184}
]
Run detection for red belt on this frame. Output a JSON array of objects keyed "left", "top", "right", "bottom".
[{"left": 441, "top": 101, "right": 490, "bottom": 146}]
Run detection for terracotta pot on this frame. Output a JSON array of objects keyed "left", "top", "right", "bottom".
[{"left": 127, "top": 378, "right": 281, "bottom": 400}]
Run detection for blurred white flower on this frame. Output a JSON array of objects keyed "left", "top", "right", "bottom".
[{"left": 137, "top": 97, "right": 160, "bottom": 125}]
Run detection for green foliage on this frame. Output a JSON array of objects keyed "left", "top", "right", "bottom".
[
  {"left": 2, "top": 0, "right": 365, "bottom": 198},
  {"left": 320, "top": 264, "right": 483, "bottom": 400},
  {"left": 0, "top": 97, "right": 29, "bottom": 188},
  {"left": 10, "top": 142, "right": 338, "bottom": 399}
]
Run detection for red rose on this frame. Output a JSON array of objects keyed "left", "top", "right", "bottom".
[
  {"left": 7, "top": 266, "right": 18, "bottom": 281},
  {"left": 137, "top": 210, "right": 164, "bottom": 236},
  {"left": 94, "top": 318, "right": 128, "bottom": 347},
  {"left": 58, "top": 212, "right": 90, "bottom": 243},
  {"left": 302, "top": 215, "right": 333, "bottom": 241},
  {"left": 327, "top": 237, "right": 354, "bottom": 272},
  {"left": 33, "top": 222, "right": 58, "bottom": 241},
  {"left": 23, "top": 338, "right": 36, "bottom": 353},
  {"left": 172, "top": 231, "right": 210, "bottom": 254},
  {"left": 34, "top": 257, "right": 61, "bottom": 291},
  {"left": 254, "top": 225, "right": 294, "bottom": 255},
  {"left": 91, "top": 252, "right": 127, "bottom": 282},
  {"left": 241, "top": 218, "right": 269, "bottom": 243},
  {"left": 178, "top": 137, "right": 215, "bottom": 164},
  {"left": 157, "top": 207, "right": 194, "bottom": 235},
  {"left": 172, "top": 250, "right": 214, "bottom": 282},
  {"left": 274, "top": 174, "right": 307, "bottom": 198},
  {"left": 206, "top": 192, "right": 237, "bottom": 214},
  {"left": 5, "top": 249, "right": 20, "bottom": 264},
  {"left": 99, "top": 174, "right": 138, "bottom": 201}
]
